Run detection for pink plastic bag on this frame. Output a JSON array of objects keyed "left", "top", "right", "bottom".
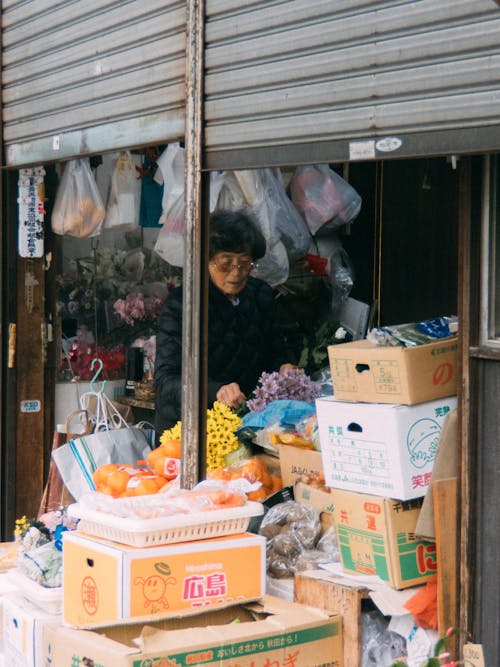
[{"left": 290, "top": 165, "right": 361, "bottom": 235}]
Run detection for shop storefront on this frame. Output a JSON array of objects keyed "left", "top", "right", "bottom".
[{"left": 1, "top": 0, "right": 499, "bottom": 664}]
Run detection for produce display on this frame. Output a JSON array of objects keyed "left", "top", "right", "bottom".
[
  {"left": 93, "top": 463, "right": 172, "bottom": 497},
  {"left": 208, "top": 456, "right": 282, "bottom": 501}
]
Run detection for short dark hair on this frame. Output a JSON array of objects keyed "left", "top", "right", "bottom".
[{"left": 209, "top": 209, "right": 266, "bottom": 260}]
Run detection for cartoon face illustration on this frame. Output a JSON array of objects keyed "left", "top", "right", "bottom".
[
  {"left": 134, "top": 574, "right": 177, "bottom": 610},
  {"left": 406, "top": 418, "right": 441, "bottom": 468}
]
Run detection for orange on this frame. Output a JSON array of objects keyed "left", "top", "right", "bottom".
[
  {"left": 161, "top": 439, "right": 182, "bottom": 459},
  {"left": 93, "top": 463, "right": 120, "bottom": 489},
  {"left": 107, "top": 469, "right": 134, "bottom": 497}
]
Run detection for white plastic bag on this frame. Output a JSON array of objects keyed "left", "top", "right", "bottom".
[
  {"left": 51, "top": 158, "right": 105, "bottom": 237},
  {"left": 217, "top": 170, "right": 289, "bottom": 286},
  {"left": 103, "top": 151, "right": 141, "bottom": 230},
  {"left": 153, "top": 143, "right": 185, "bottom": 267},
  {"left": 290, "top": 164, "right": 362, "bottom": 234}
]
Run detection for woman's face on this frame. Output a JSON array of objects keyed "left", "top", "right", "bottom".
[{"left": 209, "top": 250, "right": 256, "bottom": 298}]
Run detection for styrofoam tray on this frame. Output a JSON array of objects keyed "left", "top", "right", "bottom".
[
  {"left": 6, "top": 569, "right": 62, "bottom": 614},
  {"left": 67, "top": 501, "right": 264, "bottom": 547}
]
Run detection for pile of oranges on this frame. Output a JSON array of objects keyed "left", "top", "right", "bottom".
[
  {"left": 208, "top": 456, "right": 282, "bottom": 501},
  {"left": 93, "top": 439, "right": 182, "bottom": 498}
]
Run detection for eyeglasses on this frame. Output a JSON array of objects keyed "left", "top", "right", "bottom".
[{"left": 211, "top": 258, "right": 258, "bottom": 273}]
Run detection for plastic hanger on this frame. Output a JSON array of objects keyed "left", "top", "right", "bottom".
[{"left": 89, "top": 357, "right": 106, "bottom": 394}]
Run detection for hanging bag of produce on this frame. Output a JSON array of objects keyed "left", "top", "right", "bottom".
[
  {"left": 51, "top": 158, "right": 106, "bottom": 237},
  {"left": 153, "top": 142, "right": 185, "bottom": 267},
  {"left": 290, "top": 164, "right": 362, "bottom": 235},
  {"left": 103, "top": 151, "right": 141, "bottom": 230}
]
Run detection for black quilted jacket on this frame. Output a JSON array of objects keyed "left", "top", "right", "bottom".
[{"left": 154, "top": 277, "right": 290, "bottom": 436}]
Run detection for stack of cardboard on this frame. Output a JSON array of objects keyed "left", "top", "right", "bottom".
[
  {"left": 3, "top": 497, "right": 344, "bottom": 666},
  {"left": 315, "top": 335, "right": 458, "bottom": 590}
]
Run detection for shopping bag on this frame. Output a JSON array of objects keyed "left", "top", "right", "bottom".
[
  {"left": 51, "top": 427, "right": 152, "bottom": 500},
  {"left": 153, "top": 142, "right": 185, "bottom": 267},
  {"left": 51, "top": 158, "right": 106, "bottom": 237},
  {"left": 38, "top": 410, "right": 92, "bottom": 517}
]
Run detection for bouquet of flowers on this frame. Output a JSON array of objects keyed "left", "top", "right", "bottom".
[
  {"left": 58, "top": 338, "right": 126, "bottom": 381},
  {"left": 247, "top": 368, "right": 322, "bottom": 413},
  {"left": 160, "top": 401, "right": 242, "bottom": 470},
  {"left": 14, "top": 509, "right": 78, "bottom": 588}
]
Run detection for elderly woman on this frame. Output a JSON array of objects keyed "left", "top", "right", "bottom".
[{"left": 154, "top": 209, "right": 295, "bottom": 438}]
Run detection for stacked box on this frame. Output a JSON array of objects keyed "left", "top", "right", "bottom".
[
  {"left": 44, "top": 596, "right": 343, "bottom": 667},
  {"left": 327, "top": 336, "right": 458, "bottom": 405},
  {"left": 63, "top": 531, "right": 266, "bottom": 628},
  {"left": 329, "top": 488, "right": 437, "bottom": 589},
  {"left": 316, "top": 395, "right": 457, "bottom": 501}
]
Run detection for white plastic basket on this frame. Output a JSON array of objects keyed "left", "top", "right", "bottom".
[
  {"left": 67, "top": 501, "right": 264, "bottom": 547},
  {"left": 7, "top": 569, "right": 62, "bottom": 615}
]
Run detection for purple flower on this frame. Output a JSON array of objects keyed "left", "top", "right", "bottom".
[{"left": 247, "top": 368, "right": 321, "bottom": 412}]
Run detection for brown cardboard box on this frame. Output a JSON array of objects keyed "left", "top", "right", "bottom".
[
  {"left": 278, "top": 444, "right": 324, "bottom": 487},
  {"left": 293, "top": 481, "right": 335, "bottom": 532},
  {"left": 330, "top": 488, "right": 437, "bottom": 589},
  {"left": 327, "top": 336, "right": 457, "bottom": 404},
  {"left": 44, "top": 596, "right": 343, "bottom": 667}
]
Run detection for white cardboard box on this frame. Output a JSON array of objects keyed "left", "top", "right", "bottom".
[
  {"left": 2, "top": 593, "right": 61, "bottom": 667},
  {"left": 316, "top": 395, "right": 457, "bottom": 500}
]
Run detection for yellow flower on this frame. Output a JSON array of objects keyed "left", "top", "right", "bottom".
[
  {"left": 160, "top": 401, "right": 242, "bottom": 471},
  {"left": 14, "top": 515, "right": 30, "bottom": 538}
]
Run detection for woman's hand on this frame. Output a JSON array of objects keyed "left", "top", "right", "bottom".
[{"left": 216, "top": 382, "right": 246, "bottom": 409}]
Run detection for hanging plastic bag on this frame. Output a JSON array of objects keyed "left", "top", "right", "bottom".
[
  {"left": 153, "top": 143, "right": 185, "bottom": 267},
  {"left": 103, "top": 151, "right": 141, "bottom": 230},
  {"left": 139, "top": 147, "right": 164, "bottom": 228},
  {"left": 216, "top": 170, "right": 289, "bottom": 286},
  {"left": 259, "top": 168, "right": 311, "bottom": 260},
  {"left": 51, "top": 158, "right": 106, "bottom": 237},
  {"left": 290, "top": 164, "right": 362, "bottom": 234}
]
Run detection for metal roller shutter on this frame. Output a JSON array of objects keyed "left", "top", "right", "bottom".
[
  {"left": 1, "top": 0, "right": 186, "bottom": 167},
  {"left": 204, "top": 0, "right": 500, "bottom": 168}
]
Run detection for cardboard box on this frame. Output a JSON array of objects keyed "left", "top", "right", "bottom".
[
  {"left": 293, "top": 481, "right": 335, "bottom": 532},
  {"left": 279, "top": 444, "right": 324, "bottom": 487},
  {"left": 2, "top": 593, "right": 61, "bottom": 667},
  {"left": 327, "top": 336, "right": 458, "bottom": 404},
  {"left": 63, "top": 532, "right": 266, "bottom": 628},
  {"left": 316, "top": 395, "right": 457, "bottom": 500},
  {"left": 44, "top": 595, "right": 343, "bottom": 667},
  {"left": 330, "top": 488, "right": 437, "bottom": 589}
]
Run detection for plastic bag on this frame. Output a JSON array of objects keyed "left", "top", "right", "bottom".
[
  {"left": 314, "top": 233, "right": 355, "bottom": 312},
  {"left": 259, "top": 501, "right": 322, "bottom": 578},
  {"left": 103, "top": 151, "right": 141, "bottom": 230},
  {"left": 215, "top": 168, "right": 311, "bottom": 286},
  {"left": 290, "top": 164, "right": 362, "bottom": 234},
  {"left": 153, "top": 143, "right": 185, "bottom": 267},
  {"left": 51, "top": 158, "right": 105, "bottom": 237}
]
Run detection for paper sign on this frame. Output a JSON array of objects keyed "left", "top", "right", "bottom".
[
  {"left": 349, "top": 139, "right": 376, "bottom": 161},
  {"left": 20, "top": 399, "right": 41, "bottom": 413},
  {"left": 463, "top": 643, "right": 485, "bottom": 667},
  {"left": 18, "top": 166, "right": 46, "bottom": 258}
]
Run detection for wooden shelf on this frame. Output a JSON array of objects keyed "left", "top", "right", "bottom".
[{"left": 115, "top": 395, "right": 155, "bottom": 411}]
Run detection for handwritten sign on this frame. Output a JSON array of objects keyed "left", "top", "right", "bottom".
[{"left": 18, "top": 167, "right": 45, "bottom": 258}]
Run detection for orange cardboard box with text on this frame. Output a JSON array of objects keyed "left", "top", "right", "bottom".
[
  {"left": 63, "top": 532, "right": 266, "bottom": 628},
  {"left": 328, "top": 336, "right": 457, "bottom": 405},
  {"left": 44, "top": 596, "right": 343, "bottom": 667}
]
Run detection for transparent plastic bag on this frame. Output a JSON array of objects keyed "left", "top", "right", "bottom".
[
  {"left": 259, "top": 501, "right": 322, "bottom": 578},
  {"left": 51, "top": 158, "right": 105, "bottom": 237},
  {"left": 104, "top": 151, "right": 141, "bottom": 230},
  {"left": 290, "top": 164, "right": 362, "bottom": 234},
  {"left": 153, "top": 143, "right": 185, "bottom": 267}
]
